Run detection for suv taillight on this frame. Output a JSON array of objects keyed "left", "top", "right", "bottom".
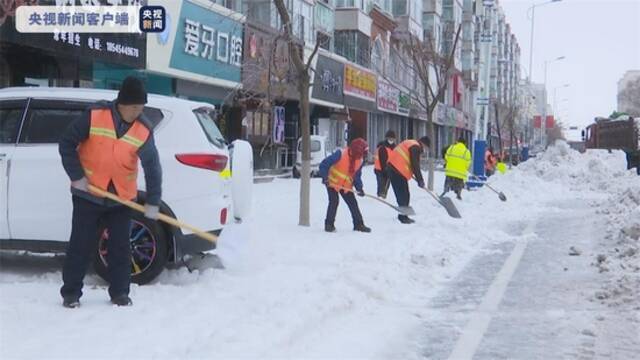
[{"left": 175, "top": 154, "right": 228, "bottom": 172}]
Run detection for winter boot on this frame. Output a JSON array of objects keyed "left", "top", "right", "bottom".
[
  {"left": 398, "top": 215, "right": 415, "bottom": 224},
  {"left": 62, "top": 297, "right": 80, "bottom": 308},
  {"left": 111, "top": 295, "right": 133, "bottom": 307},
  {"left": 325, "top": 223, "right": 336, "bottom": 233},
  {"left": 353, "top": 224, "right": 371, "bottom": 233}
]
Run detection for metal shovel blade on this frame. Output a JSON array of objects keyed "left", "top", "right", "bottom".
[
  {"left": 398, "top": 206, "right": 416, "bottom": 216},
  {"left": 498, "top": 192, "right": 507, "bottom": 202},
  {"left": 438, "top": 196, "right": 462, "bottom": 218}
]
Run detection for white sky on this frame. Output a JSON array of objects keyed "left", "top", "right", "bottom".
[{"left": 500, "top": 0, "right": 640, "bottom": 136}]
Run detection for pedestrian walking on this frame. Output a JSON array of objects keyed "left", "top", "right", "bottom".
[
  {"left": 441, "top": 137, "right": 471, "bottom": 200},
  {"left": 320, "top": 138, "right": 371, "bottom": 233},
  {"left": 386, "top": 136, "right": 431, "bottom": 224},
  {"left": 373, "top": 130, "right": 396, "bottom": 198},
  {"left": 58, "top": 76, "right": 162, "bottom": 308}
]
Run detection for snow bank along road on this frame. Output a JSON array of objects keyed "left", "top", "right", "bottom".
[{"left": 1, "top": 142, "right": 638, "bottom": 359}]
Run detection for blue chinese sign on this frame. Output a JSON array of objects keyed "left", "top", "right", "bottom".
[{"left": 170, "top": 1, "right": 243, "bottom": 83}]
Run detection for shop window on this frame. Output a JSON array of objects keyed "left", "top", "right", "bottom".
[{"left": 246, "top": 111, "right": 270, "bottom": 138}]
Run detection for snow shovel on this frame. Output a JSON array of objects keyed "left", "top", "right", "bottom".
[
  {"left": 333, "top": 186, "right": 415, "bottom": 216},
  {"left": 484, "top": 183, "right": 507, "bottom": 202},
  {"left": 468, "top": 174, "right": 507, "bottom": 202},
  {"left": 420, "top": 187, "right": 462, "bottom": 219},
  {"left": 88, "top": 185, "right": 218, "bottom": 244}
]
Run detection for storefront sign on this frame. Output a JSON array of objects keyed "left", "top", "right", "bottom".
[
  {"left": 312, "top": 54, "right": 344, "bottom": 106},
  {"left": 398, "top": 91, "right": 410, "bottom": 115},
  {"left": 0, "top": 1, "right": 146, "bottom": 68},
  {"left": 344, "top": 63, "right": 376, "bottom": 102},
  {"left": 377, "top": 78, "right": 399, "bottom": 114},
  {"left": 273, "top": 106, "right": 285, "bottom": 144},
  {"left": 169, "top": 0, "right": 242, "bottom": 83},
  {"left": 242, "top": 23, "right": 298, "bottom": 99}
]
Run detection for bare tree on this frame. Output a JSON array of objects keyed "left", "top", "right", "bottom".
[
  {"left": 273, "top": 0, "right": 320, "bottom": 226},
  {"left": 389, "top": 24, "right": 462, "bottom": 190},
  {"left": 619, "top": 76, "right": 640, "bottom": 117}
]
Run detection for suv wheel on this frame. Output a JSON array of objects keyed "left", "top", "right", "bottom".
[{"left": 94, "top": 211, "right": 169, "bottom": 285}]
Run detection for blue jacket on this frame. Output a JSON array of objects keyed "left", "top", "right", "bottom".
[{"left": 319, "top": 149, "right": 364, "bottom": 192}]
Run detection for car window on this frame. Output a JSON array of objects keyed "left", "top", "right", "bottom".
[
  {"left": 298, "top": 140, "right": 322, "bottom": 152},
  {"left": 20, "top": 100, "right": 88, "bottom": 144},
  {"left": 193, "top": 107, "right": 225, "bottom": 148},
  {"left": 143, "top": 107, "right": 164, "bottom": 129},
  {"left": 0, "top": 99, "right": 27, "bottom": 144}
]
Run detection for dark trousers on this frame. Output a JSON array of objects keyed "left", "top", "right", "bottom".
[
  {"left": 374, "top": 169, "right": 390, "bottom": 198},
  {"left": 325, "top": 187, "right": 364, "bottom": 227},
  {"left": 388, "top": 169, "right": 411, "bottom": 221},
  {"left": 61, "top": 196, "right": 132, "bottom": 300},
  {"left": 442, "top": 176, "right": 464, "bottom": 198}
]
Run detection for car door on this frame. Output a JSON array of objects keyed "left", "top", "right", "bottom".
[
  {"left": 9, "top": 99, "right": 89, "bottom": 241},
  {"left": 0, "top": 99, "right": 27, "bottom": 239}
]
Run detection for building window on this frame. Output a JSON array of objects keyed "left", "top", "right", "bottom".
[
  {"left": 335, "top": 30, "right": 371, "bottom": 68},
  {"left": 392, "top": 0, "right": 407, "bottom": 16},
  {"left": 211, "top": 0, "right": 242, "bottom": 12},
  {"left": 371, "top": 38, "right": 383, "bottom": 74}
]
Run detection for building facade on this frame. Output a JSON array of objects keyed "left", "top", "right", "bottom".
[{"left": 0, "top": 0, "right": 527, "bottom": 169}]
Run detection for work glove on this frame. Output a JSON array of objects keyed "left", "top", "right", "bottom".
[
  {"left": 71, "top": 177, "right": 88, "bottom": 192},
  {"left": 357, "top": 189, "right": 365, "bottom": 197},
  {"left": 417, "top": 179, "right": 426, "bottom": 189},
  {"left": 144, "top": 204, "right": 160, "bottom": 220}
]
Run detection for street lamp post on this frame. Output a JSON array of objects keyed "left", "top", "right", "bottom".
[
  {"left": 527, "top": 0, "right": 563, "bottom": 82},
  {"left": 541, "top": 56, "right": 565, "bottom": 146},
  {"left": 553, "top": 83, "right": 570, "bottom": 116}
]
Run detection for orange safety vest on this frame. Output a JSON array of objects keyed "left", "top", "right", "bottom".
[
  {"left": 373, "top": 145, "right": 392, "bottom": 171},
  {"left": 328, "top": 148, "right": 363, "bottom": 191},
  {"left": 485, "top": 150, "right": 497, "bottom": 171},
  {"left": 78, "top": 108, "right": 150, "bottom": 200},
  {"left": 388, "top": 140, "right": 420, "bottom": 180}
]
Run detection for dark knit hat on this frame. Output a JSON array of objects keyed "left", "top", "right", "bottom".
[
  {"left": 419, "top": 136, "right": 431, "bottom": 148},
  {"left": 117, "top": 76, "right": 147, "bottom": 105},
  {"left": 349, "top": 138, "right": 369, "bottom": 159},
  {"left": 457, "top": 136, "right": 467, "bottom": 146},
  {"left": 385, "top": 130, "right": 397, "bottom": 139}
]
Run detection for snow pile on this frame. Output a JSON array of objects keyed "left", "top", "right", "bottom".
[
  {"left": 593, "top": 184, "right": 640, "bottom": 307},
  {"left": 516, "top": 140, "right": 632, "bottom": 193}
]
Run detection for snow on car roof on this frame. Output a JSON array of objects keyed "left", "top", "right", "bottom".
[{"left": 0, "top": 86, "right": 215, "bottom": 110}]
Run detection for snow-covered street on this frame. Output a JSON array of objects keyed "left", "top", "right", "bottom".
[{"left": 1, "top": 142, "right": 639, "bottom": 359}]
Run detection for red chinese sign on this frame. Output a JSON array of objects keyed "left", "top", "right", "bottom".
[{"left": 344, "top": 64, "right": 376, "bottom": 102}]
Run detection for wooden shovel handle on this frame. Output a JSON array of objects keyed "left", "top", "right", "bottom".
[{"left": 88, "top": 185, "right": 218, "bottom": 244}]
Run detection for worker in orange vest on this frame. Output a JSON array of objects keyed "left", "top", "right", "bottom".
[
  {"left": 387, "top": 136, "right": 431, "bottom": 224},
  {"left": 319, "top": 138, "right": 371, "bottom": 233},
  {"left": 485, "top": 146, "right": 497, "bottom": 177},
  {"left": 373, "top": 130, "right": 396, "bottom": 198},
  {"left": 58, "top": 76, "right": 162, "bottom": 308}
]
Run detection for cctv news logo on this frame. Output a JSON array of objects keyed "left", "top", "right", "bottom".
[{"left": 15, "top": 4, "right": 165, "bottom": 33}]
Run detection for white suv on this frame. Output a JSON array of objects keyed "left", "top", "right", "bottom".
[{"left": 0, "top": 87, "right": 253, "bottom": 284}]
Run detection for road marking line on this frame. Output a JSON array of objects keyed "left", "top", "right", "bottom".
[{"left": 447, "top": 220, "right": 535, "bottom": 360}]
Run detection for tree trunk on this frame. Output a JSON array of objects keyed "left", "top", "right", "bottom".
[
  {"left": 298, "top": 75, "right": 311, "bottom": 226},
  {"left": 494, "top": 103, "right": 503, "bottom": 156},
  {"left": 426, "top": 108, "right": 436, "bottom": 191}
]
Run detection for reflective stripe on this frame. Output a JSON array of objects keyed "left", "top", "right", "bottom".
[
  {"left": 121, "top": 135, "right": 145, "bottom": 148},
  {"left": 83, "top": 168, "right": 93, "bottom": 175},
  {"left": 330, "top": 167, "right": 353, "bottom": 182},
  {"left": 89, "top": 127, "right": 116, "bottom": 139}
]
